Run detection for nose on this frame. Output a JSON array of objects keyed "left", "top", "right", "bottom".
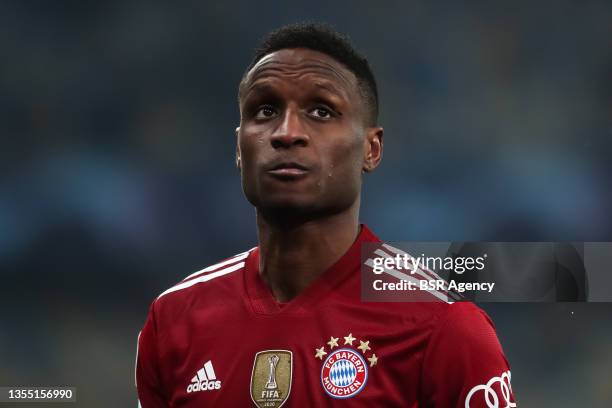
[{"left": 270, "top": 108, "right": 308, "bottom": 149}]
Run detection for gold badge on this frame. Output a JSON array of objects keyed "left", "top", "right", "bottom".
[{"left": 250, "top": 350, "right": 292, "bottom": 408}]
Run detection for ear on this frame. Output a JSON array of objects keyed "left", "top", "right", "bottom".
[
  {"left": 362, "top": 126, "right": 383, "bottom": 173},
  {"left": 235, "top": 126, "right": 242, "bottom": 171}
]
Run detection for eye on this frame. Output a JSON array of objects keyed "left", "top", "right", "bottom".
[
  {"left": 309, "top": 106, "right": 335, "bottom": 119},
  {"left": 254, "top": 105, "right": 277, "bottom": 119}
]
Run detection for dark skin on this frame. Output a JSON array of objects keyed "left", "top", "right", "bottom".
[{"left": 236, "top": 48, "right": 383, "bottom": 302}]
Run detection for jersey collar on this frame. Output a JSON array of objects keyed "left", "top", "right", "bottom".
[{"left": 243, "top": 224, "right": 380, "bottom": 315}]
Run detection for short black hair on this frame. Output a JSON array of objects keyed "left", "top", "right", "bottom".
[{"left": 239, "top": 22, "right": 379, "bottom": 126}]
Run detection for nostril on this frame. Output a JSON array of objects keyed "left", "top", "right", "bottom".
[
  {"left": 271, "top": 139, "right": 284, "bottom": 149},
  {"left": 271, "top": 134, "right": 308, "bottom": 149}
]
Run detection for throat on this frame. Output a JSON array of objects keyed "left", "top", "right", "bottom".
[
  {"left": 260, "top": 238, "right": 342, "bottom": 303},
  {"left": 256, "top": 214, "right": 360, "bottom": 303},
  {"left": 260, "top": 262, "right": 319, "bottom": 303}
]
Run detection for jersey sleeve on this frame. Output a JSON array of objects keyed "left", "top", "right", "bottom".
[
  {"left": 136, "top": 301, "right": 169, "bottom": 408},
  {"left": 420, "top": 302, "right": 517, "bottom": 408}
]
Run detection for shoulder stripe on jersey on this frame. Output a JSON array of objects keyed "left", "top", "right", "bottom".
[
  {"left": 158, "top": 262, "right": 245, "bottom": 300},
  {"left": 135, "top": 331, "right": 140, "bottom": 388},
  {"left": 181, "top": 248, "right": 254, "bottom": 282}
]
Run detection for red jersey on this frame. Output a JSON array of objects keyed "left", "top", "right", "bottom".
[{"left": 136, "top": 225, "right": 516, "bottom": 407}]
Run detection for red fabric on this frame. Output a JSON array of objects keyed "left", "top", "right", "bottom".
[{"left": 136, "top": 225, "right": 516, "bottom": 407}]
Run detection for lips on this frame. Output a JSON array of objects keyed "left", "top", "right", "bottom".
[{"left": 266, "top": 162, "right": 309, "bottom": 178}]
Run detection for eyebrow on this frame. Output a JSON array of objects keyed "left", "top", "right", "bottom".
[
  {"left": 312, "top": 81, "right": 345, "bottom": 97},
  {"left": 240, "top": 82, "right": 279, "bottom": 102},
  {"left": 242, "top": 79, "right": 348, "bottom": 104}
]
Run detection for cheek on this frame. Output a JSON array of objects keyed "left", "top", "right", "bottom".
[
  {"left": 237, "top": 139, "right": 260, "bottom": 195},
  {"left": 328, "top": 134, "right": 363, "bottom": 170},
  {"left": 322, "top": 137, "right": 363, "bottom": 187},
  {"left": 238, "top": 134, "right": 262, "bottom": 170}
]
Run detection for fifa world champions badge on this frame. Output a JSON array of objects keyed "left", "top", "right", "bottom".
[
  {"left": 250, "top": 350, "right": 293, "bottom": 408},
  {"left": 315, "top": 333, "right": 378, "bottom": 399}
]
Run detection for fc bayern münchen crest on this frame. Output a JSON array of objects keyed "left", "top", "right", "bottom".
[
  {"left": 315, "top": 333, "right": 378, "bottom": 399},
  {"left": 321, "top": 348, "right": 367, "bottom": 398},
  {"left": 250, "top": 350, "right": 292, "bottom": 408}
]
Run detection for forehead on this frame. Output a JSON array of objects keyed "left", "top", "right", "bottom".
[{"left": 241, "top": 48, "right": 358, "bottom": 97}]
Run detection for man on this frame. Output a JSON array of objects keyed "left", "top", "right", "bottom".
[{"left": 136, "top": 23, "right": 516, "bottom": 407}]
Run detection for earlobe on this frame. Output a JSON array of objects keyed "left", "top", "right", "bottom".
[
  {"left": 235, "top": 127, "right": 242, "bottom": 171},
  {"left": 363, "top": 153, "right": 373, "bottom": 173},
  {"left": 362, "top": 127, "right": 384, "bottom": 173},
  {"left": 235, "top": 150, "right": 242, "bottom": 170}
]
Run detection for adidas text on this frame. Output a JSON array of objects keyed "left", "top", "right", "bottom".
[{"left": 187, "top": 380, "right": 221, "bottom": 393}]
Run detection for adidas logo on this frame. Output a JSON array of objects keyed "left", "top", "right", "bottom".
[{"left": 186, "top": 360, "right": 222, "bottom": 393}]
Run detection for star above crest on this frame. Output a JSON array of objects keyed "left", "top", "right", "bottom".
[
  {"left": 358, "top": 340, "right": 371, "bottom": 353},
  {"left": 315, "top": 347, "right": 327, "bottom": 360},
  {"left": 343, "top": 333, "right": 356, "bottom": 346},
  {"left": 327, "top": 336, "right": 339, "bottom": 349}
]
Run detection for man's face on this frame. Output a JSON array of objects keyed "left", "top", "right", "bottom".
[{"left": 237, "top": 48, "right": 381, "bottom": 219}]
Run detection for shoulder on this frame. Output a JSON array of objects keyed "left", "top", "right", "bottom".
[
  {"left": 390, "top": 301, "right": 495, "bottom": 344},
  {"left": 433, "top": 302, "right": 496, "bottom": 338},
  {"left": 418, "top": 302, "right": 514, "bottom": 405},
  {"left": 154, "top": 247, "right": 256, "bottom": 307},
  {"left": 423, "top": 301, "right": 505, "bottom": 364}
]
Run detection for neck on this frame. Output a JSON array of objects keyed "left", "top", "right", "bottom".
[{"left": 256, "top": 201, "right": 361, "bottom": 303}]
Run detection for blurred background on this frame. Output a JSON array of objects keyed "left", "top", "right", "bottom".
[{"left": 1, "top": 0, "right": 611, "bottom": 406}]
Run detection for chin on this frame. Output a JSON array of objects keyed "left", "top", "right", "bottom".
[
  {"left": 260, "top": 199, "right": 314, "bottom": 214},
  {"left": 253, "top": 197, "right": 319, "bottom": 222}
]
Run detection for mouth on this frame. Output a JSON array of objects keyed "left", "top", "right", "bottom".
[{"left": 266, "top": 162, "right": 309, "bottom": 179}]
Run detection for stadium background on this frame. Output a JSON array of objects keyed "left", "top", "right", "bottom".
[{"left": 1, "top": 1, "right": 611, "bottom": 406}]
